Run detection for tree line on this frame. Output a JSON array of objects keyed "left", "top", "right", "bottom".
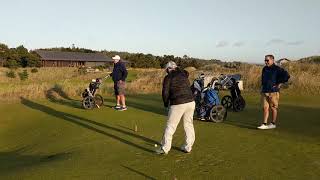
[
  {"left": 0, "top": 43, "right": 41, "bottom": 68},
  {"left": 38, "top": 47, "right": 222, "bottom": 69},
  {"left": 1, "top": 42, "right": 246, "bottom": 69}
]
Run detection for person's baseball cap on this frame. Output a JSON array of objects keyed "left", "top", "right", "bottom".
[
  {"left": 165, "top": 61, "right": 177, "bottom": 69},
  {"left": 112, "top": 55, "right": 121, "bottom": 60}
]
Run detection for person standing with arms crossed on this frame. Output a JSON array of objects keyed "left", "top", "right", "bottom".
[{"left": 258, "top": 55, "right": 290, "bottom": 130}]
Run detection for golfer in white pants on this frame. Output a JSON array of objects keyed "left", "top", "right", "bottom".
[
  {"left": 157, "top": 61, "right": 196, "bottom": 155},
  {"left": 161, "top": 101, "right": 195, "bottom": 153}
]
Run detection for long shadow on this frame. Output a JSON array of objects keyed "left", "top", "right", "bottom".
[
  {"left": 0, "top": 146, "right": 71, "bottom": 173},
  {"left": 224, "top": 104, "right": 320, "bottom": 138},
  {"left": 45, "top": 84, "right": 82, "bottom": 109},
  {"left": 224, "top": 121, "right": 257, "bottom": 130},
  {"left": 222, "top": 103, "right": 269, "bottom": 130},
  {"left": 223, "top": 112, "right": 258, "bottom": 130},
  {"left": 20, "top": 97, "right": 160, "bottom": 153},
  {"left": 114, "top": 94, "right": 166, "bottom": 115},
  {"left": 122, "top": 165, "right": 156, "bottom": 180}
]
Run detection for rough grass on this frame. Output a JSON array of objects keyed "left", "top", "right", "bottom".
[
  {"left": 125, "top": 62, "right": 320, "bottom": 95},
  {"left": 0, "top": 68, "right": 139, "bottom": 102},
  {"left": 0, "top": 94, "right": 319, "bottom": 179},
  {"left": 0, "top": 62, "right": 319, "bottom": 102}
]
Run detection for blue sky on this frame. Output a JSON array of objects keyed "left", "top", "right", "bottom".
[{"left": 1, "top": 0, "right": 319, "bottom": 62}]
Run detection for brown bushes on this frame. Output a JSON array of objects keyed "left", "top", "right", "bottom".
[{"left": 0, "top": 62, "right": 319, "bottom": 102}]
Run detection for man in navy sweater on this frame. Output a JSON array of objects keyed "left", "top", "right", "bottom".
[
  {"left": 110, "top": 55, "right": 128, "bottom": 111},
  {"left": 258, "top": 55, "right": 290, "bottom": 130}
]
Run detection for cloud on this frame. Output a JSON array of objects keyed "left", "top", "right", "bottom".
[
  {"left": 216, "top": 41, "right": 229, "bottom": 48},
  {"left": 286, "top": 41, "right": 304, "bottom": 46},
  {"left": 267, "top": 39, "right": 304, "bottom": 46},
  {"left": 267, "top": 39, "right": 285, "bottom": 45},
  {"left": 233, "top": 41, "right": 245, "bottom": 47}
]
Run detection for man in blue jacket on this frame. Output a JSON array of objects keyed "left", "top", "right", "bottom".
[
  {"left": 258, "top": 55, "right": 290, "bottom": 130},
  {"left": 110, "top": 55, "right": 128, "bottom": 111}
]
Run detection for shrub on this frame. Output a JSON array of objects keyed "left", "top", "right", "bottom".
[
  {"left": 78, "top": 67, "right": 87, "bottom": 75},
  {"left": 6, "top": 70, "right": 16, "bottom": 78},
  {"left": 18, "top": 70, "right": 29, "bottom": 81},
  {"left": 94, "top": 65, "right": 106, "bottom": 71},
  {"left": 31, "top": 68, "right": 39, "bottom": 73},
  {"left": 4, "top": 59, "right": 19, "bottom": 69}
]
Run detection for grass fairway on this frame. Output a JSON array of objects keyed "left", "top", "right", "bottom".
[{"left": 0, "top": 94, "right": 319, "bottom": 179}]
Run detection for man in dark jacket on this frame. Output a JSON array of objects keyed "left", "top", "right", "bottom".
[
  {"left": 156, "top": 61, "right": 196, "bottom": 155},
  {"left": 110, "top": 55, "right": 128, "bottom": 111},
  {"left": 258, "top": 55, "right": 290, "bottom": 129}
]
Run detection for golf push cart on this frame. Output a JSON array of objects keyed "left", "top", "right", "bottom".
[
  {"left": 217, "top": 74, "right": 246, "bottom": 112},
  {"left": 81, "top": 75, "right": 109, "bottom": 109},
  {"left": 191, "top": 75, "right": 227, "bottom": 123}
]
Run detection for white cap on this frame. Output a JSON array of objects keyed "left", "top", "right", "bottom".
[
  {"left": 165, "top": 61, "right": 177, "bottom": 69},
  {"left": 112, "top": 55, "right": 121, "bottom": 60},
  {"left": 91, "top": 79, "right": 96, "bottom": 82}
]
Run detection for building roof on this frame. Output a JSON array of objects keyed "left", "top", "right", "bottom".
[{"left": 35, "top": 50, "right": 113, "bottom": 62}]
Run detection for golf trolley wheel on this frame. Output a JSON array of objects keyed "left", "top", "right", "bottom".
[
  {"left": 233, "top": 96, "right": 246, "bottom": 112},
  {"left": 94, "top": 94, "right": 104, "bottom": 107},
  {"left": 197, "top": 106, "right": 207, "bottom": 121},
  {"left": 82, "top": 96, "right": 95, "bottom": 109},
  {"left": 221, "top": 95, "right": 233, "bottom": 109},
  {"left": 209, "top": 105, "right": 227, "bottom": 123}
]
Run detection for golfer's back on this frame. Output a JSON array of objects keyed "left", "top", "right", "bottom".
[{"left": 167, "top": 69, "right": 194, "bottom": 105}]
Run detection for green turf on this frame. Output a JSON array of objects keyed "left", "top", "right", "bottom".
[{"left": 0, "top": 94, "right": 319, "bottom": 179}]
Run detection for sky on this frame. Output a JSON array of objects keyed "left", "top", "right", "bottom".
[{"left": 1, "top": 0, "right": 320, "bottom": 63}]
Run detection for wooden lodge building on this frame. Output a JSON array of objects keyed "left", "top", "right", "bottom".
[{"left": 35, "top": 50, "right": 114, "bottom": 67}]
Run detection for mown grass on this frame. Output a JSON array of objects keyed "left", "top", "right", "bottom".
[{"left": 0, "top": 93, "right": 319, "bottom": 179}]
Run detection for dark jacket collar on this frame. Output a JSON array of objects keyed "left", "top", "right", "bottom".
[{"left": 265, "top": 63, "right": 277, "bottom": 69}]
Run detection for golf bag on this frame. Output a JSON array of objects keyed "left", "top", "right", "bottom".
[
  {"left": 81, "top": 78, "right": 104, "bottom": 109},
  {"left": 220, "top": 75, "right": 246, "bottom": 112},
  {"left": 191, "top": 77, "right": 227, "bottom": 122},
  {"left": 82, "top": 79, "right": 101, "bottom": 98}
]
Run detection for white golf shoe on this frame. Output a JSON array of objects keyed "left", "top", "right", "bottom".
[
  {"left": 257, "top": 124, "right": 269, "bottom": 130},
  {"left": 268, "top": 123, "right": 276, "bottom": 129}
]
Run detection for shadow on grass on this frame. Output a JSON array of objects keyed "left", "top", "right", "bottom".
[
  {"left": 103, "top": 94, "right": 165, "bottom": 115},
  {"left": 0, "top": 146, "right": 71, "bottom": 173},
  {"left": 117, "top": 124, "right": 136, "bottom": 132},
  {"left": 45, "top": 84, "right": 82, "bottom": 109},
  {"left": 124, "top": 94, "right": 165, "bottom": 116},
  {"left": 20, "top": 97, "right": 163, "bottom": 153},
  {"left": 122, "top": 165, "right": 156, "bottom": 180},
  {"left": 224, "top": 104, "right": 320, "bottom": 139}
]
